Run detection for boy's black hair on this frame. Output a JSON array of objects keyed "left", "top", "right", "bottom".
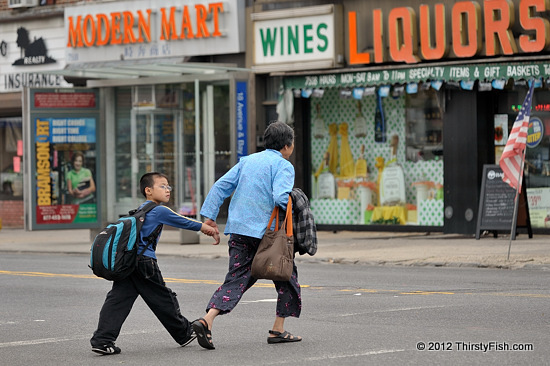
[
  {"left": 140, "top": 172, "right": 168, "bottom": 198},
  {"left": 264, "top": 121, "right": 294, "bottom": 151}
]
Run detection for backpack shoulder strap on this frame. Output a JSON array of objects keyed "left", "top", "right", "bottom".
[{"left": 139, "top": 201, "right": 158, "bottom": 214}]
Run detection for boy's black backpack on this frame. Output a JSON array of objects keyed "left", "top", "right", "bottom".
[{"left": 90, "top": 202, "right": 162, "bottom": 281}]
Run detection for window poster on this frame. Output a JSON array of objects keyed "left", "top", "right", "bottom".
[{"left": 28, "top": 88, "right": 100, "bottom": 229}]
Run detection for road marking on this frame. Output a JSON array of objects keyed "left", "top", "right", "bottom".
[
  {"left": 302, "top": 349, "right": 407, "bottom": 361},
  {"left": 0, "top": 330, "right": 159, "bottom": 348},
  {"left": 241, "top": 299, "right": 277, "bottom": 303},
  {"left": 263, "top": 349, "right": 407, "bottom": 364},
  {"left": 1, "top": 270, "right": 548, "bottom": 298},
  {"left": 0, "top": 270, "right": 308, "bottom": 288},
  {"left": 338, "top": 305, "right": 447, "bottom": 317}
]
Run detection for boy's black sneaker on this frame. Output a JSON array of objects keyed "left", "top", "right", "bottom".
[
  {"left": 92, "top": 344, "right": 121, "bottom": 355},
  {"left": 180, "top": 330, "right": 197, "bottom": 348}
]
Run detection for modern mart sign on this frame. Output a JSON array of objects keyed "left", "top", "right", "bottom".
[{"left": 64, "top": 0, "right": 245, "bottom": 63}]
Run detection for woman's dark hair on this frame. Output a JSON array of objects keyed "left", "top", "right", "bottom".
[
  {"left": 71, "top": 151, "right": 85, "bottom": 165},
  {"left": 264, "top": 121, "right": 294, "bottom": 151},
  {"left": 139, "top": 172, "right": 168, "bottom": 198}
]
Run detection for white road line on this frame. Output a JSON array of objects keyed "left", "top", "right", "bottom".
[
  {"left": 0, "top": 329, "right": 158, "bottom": 348},
  {"left": 338, "top": 305, "right": 447, "bottom": 317},
  {"left": 263, "top": 349, "right": 407, "bottom": 364},
  {"left": 241, "top": 298, "right": 277, "bottom": 303}
]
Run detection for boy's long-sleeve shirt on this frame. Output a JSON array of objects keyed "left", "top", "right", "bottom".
[
  {"left": 200, "top": 149, "right": 295, "bottom": 239},
  {"left": 138, "top": 201, "right": 203, "bottom": 259}
]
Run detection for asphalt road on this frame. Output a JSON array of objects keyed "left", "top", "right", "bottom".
[{"left": 0, "top": 253, "right": 548, "bottom": 365}]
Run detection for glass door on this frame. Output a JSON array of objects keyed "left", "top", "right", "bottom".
[
  {"left": 131, "top": 109, "right": 180, "bottom": 208},
  {"left": 113, "top": 81, "right": 232, "bottom": 222}
]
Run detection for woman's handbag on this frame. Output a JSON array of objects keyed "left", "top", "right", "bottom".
[{"left": 251, "top": 199, "right": 294, "bottom": 281}]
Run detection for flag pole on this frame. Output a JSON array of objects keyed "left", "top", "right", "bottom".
[{"left": 507, "top": 143, "right": 527, "bottom": 261}]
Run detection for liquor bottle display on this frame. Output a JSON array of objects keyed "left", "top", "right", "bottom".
[
  {"left": 354, "top": 101, "right": 367, "bottom": 138},
  {"left": 312, "top": 103, "right": 326, "bottom": 139},
  {"left": 317, "top": 152, "right": 336, "bottom": 199},
  {"left": 374, "top": 93, "right": 386, "bottom": 143}
]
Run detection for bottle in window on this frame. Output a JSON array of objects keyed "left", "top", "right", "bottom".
[{"left": 374, "top": 93, "right": 386, "bottom": 143}]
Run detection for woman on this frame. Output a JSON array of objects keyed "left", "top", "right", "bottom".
[
  {"left": 66, "top": 151, "right": 96, "bottom": 204},
  {"left": 194, "top": 121, "right": 301, "bottom": 349}
]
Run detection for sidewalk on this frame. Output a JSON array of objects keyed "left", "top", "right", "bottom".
[{"left": 0, "top": 227, "right": 549, "bottom": 270}]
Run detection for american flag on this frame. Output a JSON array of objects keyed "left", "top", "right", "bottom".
[{"left": 499, "top": 81, "right": 535, "bottom": 191}]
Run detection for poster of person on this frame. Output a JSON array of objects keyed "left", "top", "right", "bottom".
[{"left": 34, "top": 117, "right": 98, "bottom": 225}]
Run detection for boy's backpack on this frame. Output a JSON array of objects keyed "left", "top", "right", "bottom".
[{"left": 89, "top": 201, "right": 162, "bottom": 281}]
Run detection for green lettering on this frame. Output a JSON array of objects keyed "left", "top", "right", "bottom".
[
  {"left": 317, "top": 23, "right": 328, "bottom": 52},
  {"left": 260, "top": 28, "right": 277, "bottom": 57},
  {"left": 288, "top": 25, "right": 299, "bottom": 55},
  {"left": 303, "top": 24, "right": 313, "bottom": 53}
]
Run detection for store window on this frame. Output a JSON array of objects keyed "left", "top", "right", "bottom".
[
  {"left": 309, "top": 86, "right": 444, "bottom": 226},
  {"left": 494, "top": 88, "right": 550, "bottom": 229},
  {"left": 0, "top": 117, "right": 23, "bottom": 201}
]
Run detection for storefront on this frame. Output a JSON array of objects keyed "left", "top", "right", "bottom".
[
  {"left": 0, "top": 11, "right": 71, "bottom": 228},
  {"left": 23, "top": 0, "right": 250, "bottom": 232},
  {"left": 252, "top": 0, "right": 550, "bottom": 234}
]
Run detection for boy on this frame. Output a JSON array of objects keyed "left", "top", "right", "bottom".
[{"left": 90, "top": 172, "right": 217, "bottom": 355}]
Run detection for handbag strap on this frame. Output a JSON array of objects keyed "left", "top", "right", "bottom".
[
  {"left": 266, "top": 206, "right": 280, "bottom": 230},
  {"left": 282, "top": 198, "right": 293, "bottom": 237},
  {"left": 265, "top": 195, "right": 293, "bottom": 237}
]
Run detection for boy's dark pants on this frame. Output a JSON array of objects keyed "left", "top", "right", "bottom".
[{"left": 91, "top": 257, "right": 193, "bottom": 347}]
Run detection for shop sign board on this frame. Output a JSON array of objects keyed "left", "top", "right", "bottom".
[
  {"left": 251, "top": 5, "right": 343, "bottom": 72},
  {"left": 283, "top": 60, "right": 550, "bottom": 89},
  {"left": 349, "top": 0, "right": 550, "bottom": 65},
  {"left": 26, "top": 88, "right": 101, "bottom": 230},
  {"left": 0, "top": 18, "right": 71, "bottom": 93},
  {"left": 64, "top": 0, "right": 245, "bottom": 64},
  {"left": 476, "top": 164, "right": 531, "bottom": 239}
]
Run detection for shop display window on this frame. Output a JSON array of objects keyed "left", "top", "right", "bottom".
[
  {"left": 0, "top": 118, "right": 23, "bottom": 200},
  {"left": 309, "top": 88, "right": 444, "bottom": 226},
  {"left": 497, "top": 89, "right": 550, "bottom": 229}
]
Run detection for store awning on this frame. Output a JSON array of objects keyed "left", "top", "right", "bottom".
[
  {"left": 43, "top": 57, "right": 251, "bottom": 81},
  {"left": 281, "top": 58, "right": 550, "bottom": 90}
]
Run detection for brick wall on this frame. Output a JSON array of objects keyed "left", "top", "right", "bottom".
[{"left": 0, "top": 200, "right": 24, "bottom": 228}]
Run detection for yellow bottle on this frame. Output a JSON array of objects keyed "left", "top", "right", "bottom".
[{"left": 355, "top": 144, "right": 368, "bottom": 179}]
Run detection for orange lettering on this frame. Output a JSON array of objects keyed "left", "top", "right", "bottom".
[
  {"left": 67, "top": 16, "right": 84, "bottom": 47},
  {"left": 452, "top": 1, "right": 482, "bottom": 58},
  {"left": 484, "top": 0, "right": 517, "bottom": 56},
  {"left": 96, "top": 13, "right": 110, "bottom": 46},
  {"left": 419, "top": 4, "right": 447, "bottom": 60},
  {"left": 160, "top": 7, "right": 178, "bottom": 40},
  {"left": 83, "top": 15, "right": 96, "bottom": 47},
  {"left": 348, "top": 11, "right": 370, "bottom": 65},
  {"left": 136, "top": 10, "right": 151, "bottom": 43},
  {"left": 195, "top": 4, "right": 210, "bottom": 38},
  {"left": 519, "top": 0, "right": 550, "bottom": 53},
  {"left": 122, "top": 11, "right": 136, "bottom": 44},
  {"left": 209, "top": 2, "right": 224, "bottom": 37},
  {"left": 181, "top": 6, "right": 195, "bottom": 39},
  {"left": 110, "top": 12, "right": 123, "bottom": 45},
  {"left": 373, "top": 9, "right": 385, "bottom": 63},
  {"left": 388, "top": 7, "right": 419, "bottom": 63}
]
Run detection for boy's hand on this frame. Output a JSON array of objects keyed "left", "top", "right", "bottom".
[
  {"left": 201, "top": 222, "right": 220, "bottom": 245},
  {"left": 205, "top": 219, "right": 220, "bottom": 234}
]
